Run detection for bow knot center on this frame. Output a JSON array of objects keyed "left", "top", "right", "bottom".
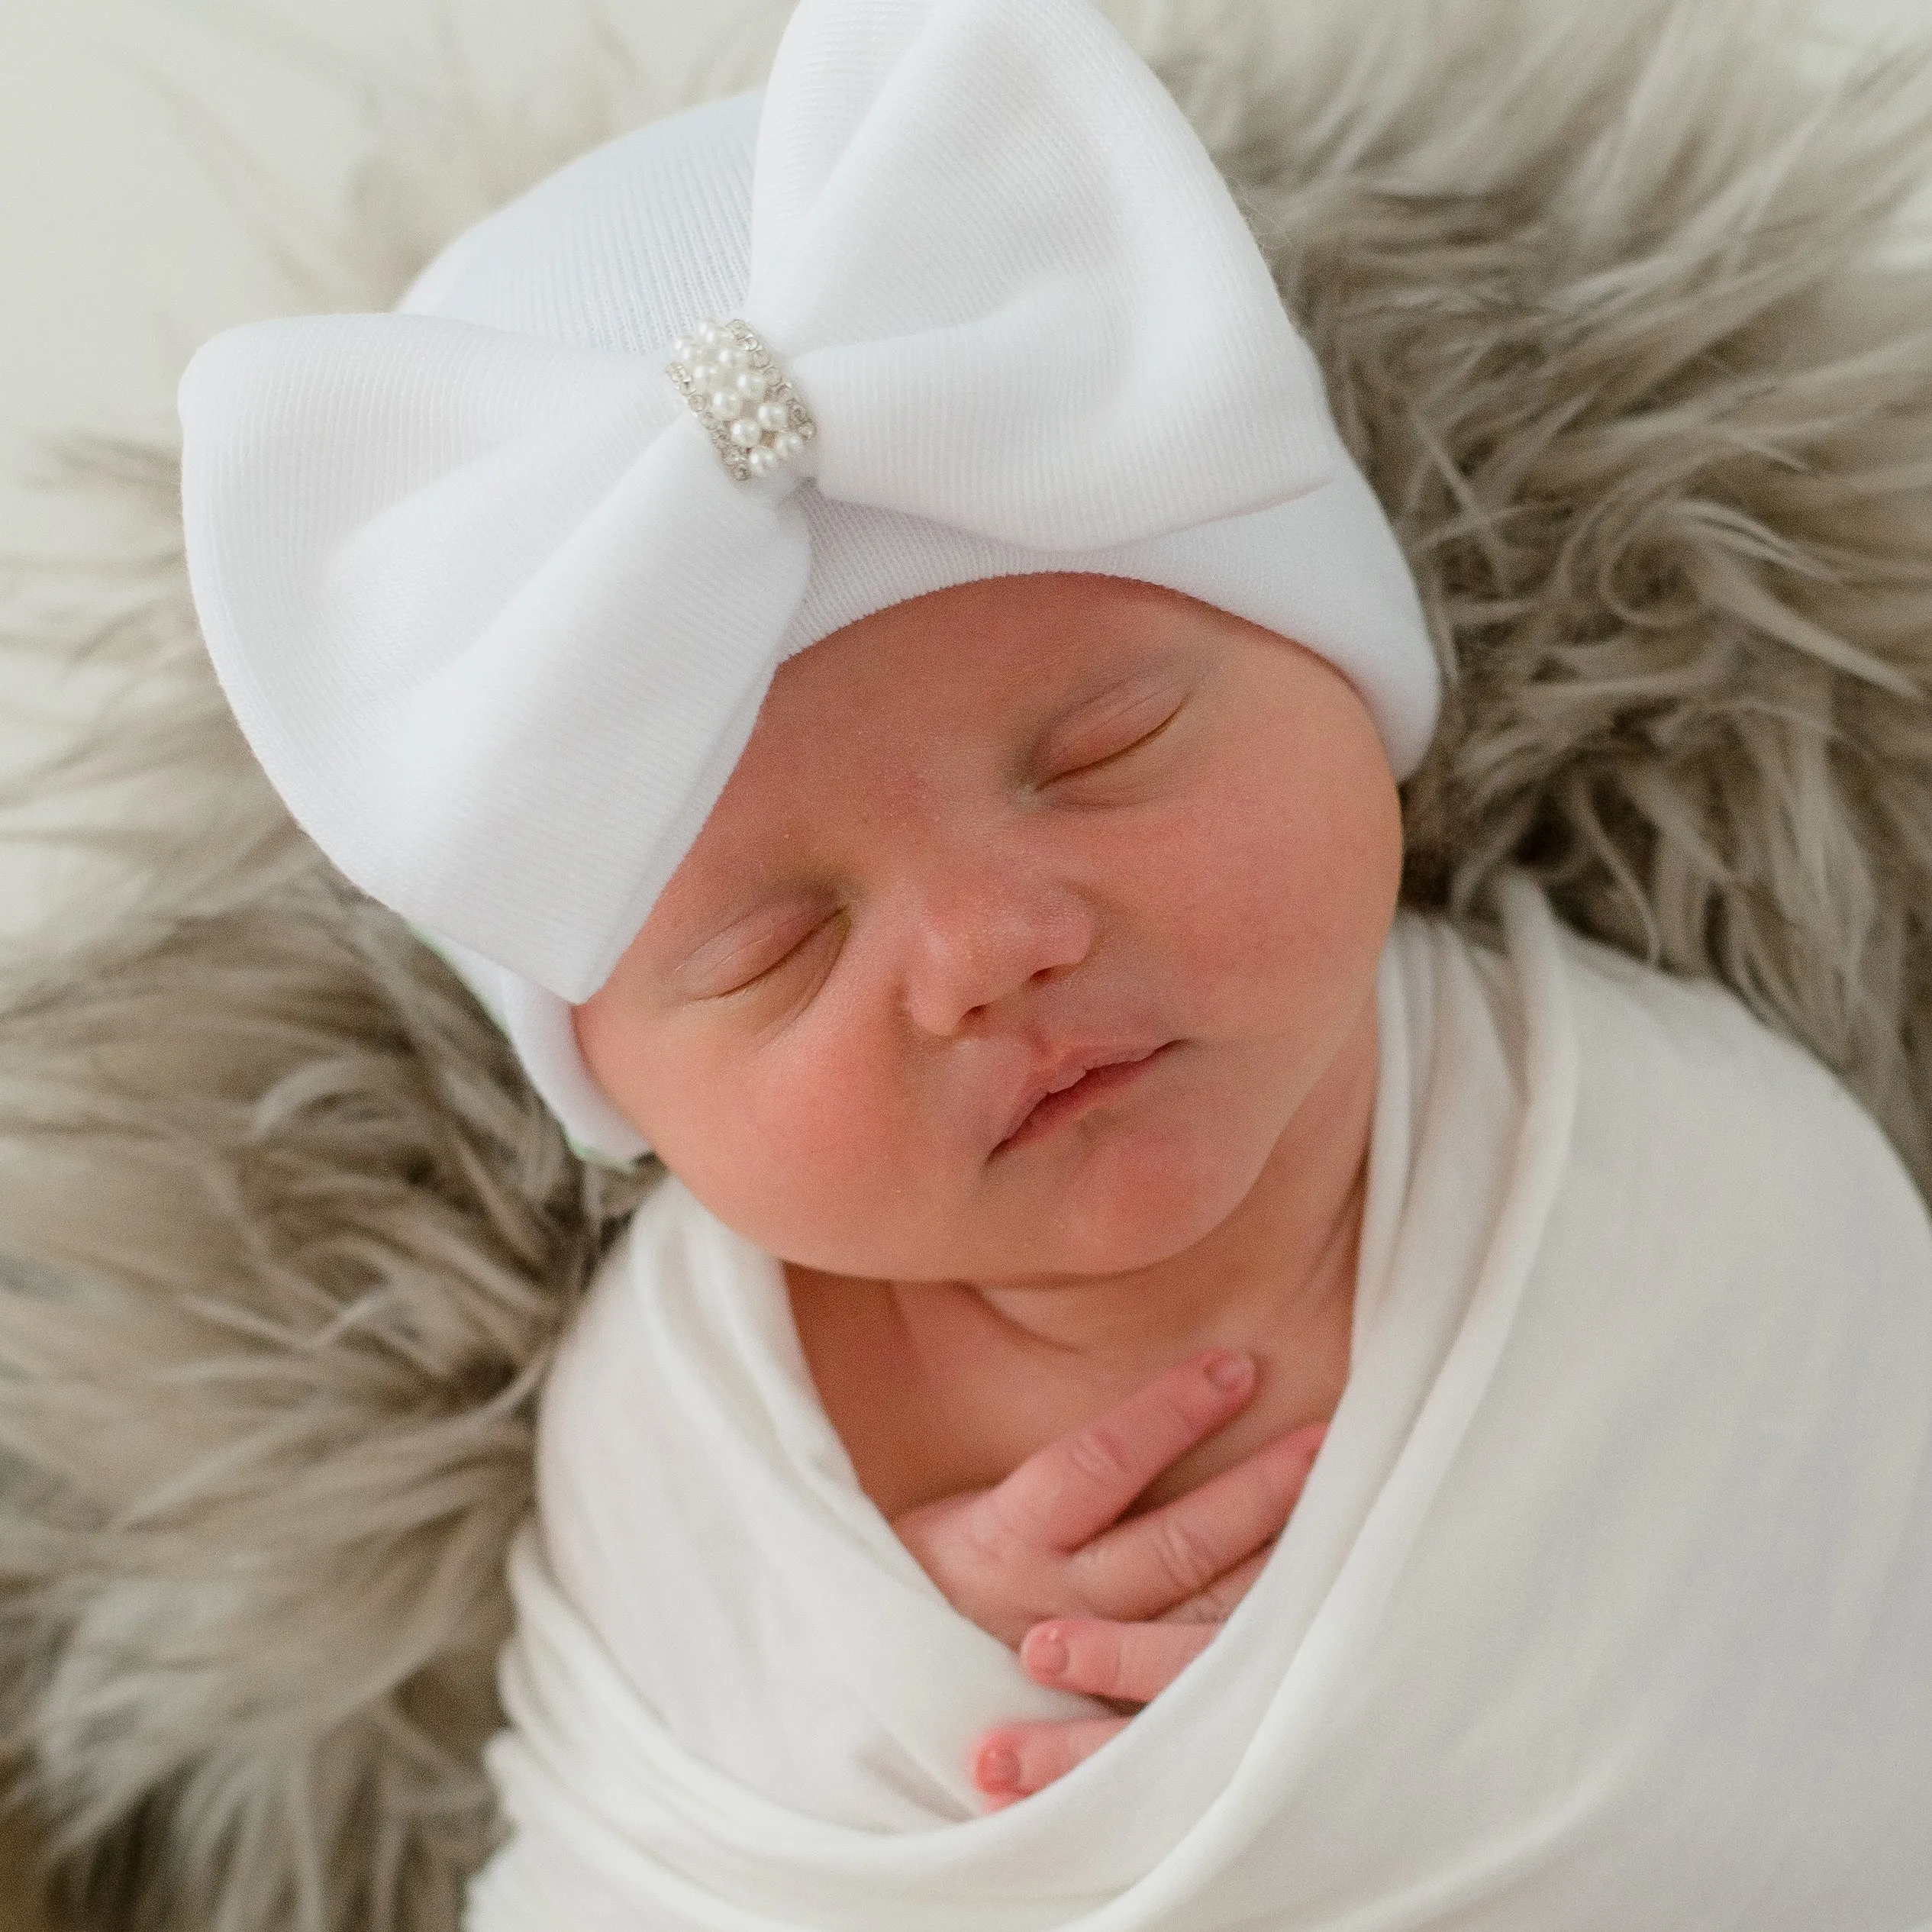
[{"left": 667, "top": 318, "right": 818, "bottom": 482}]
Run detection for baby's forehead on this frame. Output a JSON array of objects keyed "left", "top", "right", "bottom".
[{"left": 760, "top": 574, "right": 1227, "bottom": 720}]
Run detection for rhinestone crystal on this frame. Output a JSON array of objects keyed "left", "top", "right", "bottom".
[{"left": 666, "top": 318, "right": 818, "bottom": 482}]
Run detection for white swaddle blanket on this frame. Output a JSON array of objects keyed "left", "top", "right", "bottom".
[{"left": 467, "top": 877, "right": 1932, "bottom": 1930}]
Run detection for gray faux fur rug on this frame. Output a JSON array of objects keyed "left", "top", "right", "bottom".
[{"left": 2, "top": 1, "right": 1930, "bottom": 1927}]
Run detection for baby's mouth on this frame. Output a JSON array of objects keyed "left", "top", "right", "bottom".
[{"left": 995, "top": 1041, "right": 1176, "bottom": 1153}]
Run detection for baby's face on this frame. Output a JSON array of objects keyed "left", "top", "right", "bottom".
[{"left": 574, "top": 573, "right": 1401, "bottom": 1284}]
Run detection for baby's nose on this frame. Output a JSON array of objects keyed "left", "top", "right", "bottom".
[{"left": 898, "top": 869, "right": 1095, "bottom": 1037}]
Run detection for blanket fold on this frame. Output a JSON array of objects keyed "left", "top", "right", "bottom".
[{"left": 468, "top": 877, "right": 1932, "bottom": 1930}]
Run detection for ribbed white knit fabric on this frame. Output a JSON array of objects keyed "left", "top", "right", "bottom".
[{"left": 177, "top": 0, "right": 1440, "bottom": 1160}]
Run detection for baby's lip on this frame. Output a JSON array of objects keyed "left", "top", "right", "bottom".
[{"left": 993, "top": 1039, "right": 1175, "bottom": 1151}]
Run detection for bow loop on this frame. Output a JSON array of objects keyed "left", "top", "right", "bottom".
[
  {"left": 182, "top": 314, "right": 812, "bottom": 999},
  {"left": 749, "top": 0, "right": 1333, "bottom": 550}
]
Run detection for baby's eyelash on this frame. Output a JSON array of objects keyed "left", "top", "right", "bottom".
[
  {"left": 715, "top": 912, "right": 843, "bottom": 1001},
  {"left": 679, "top": 903, "right": 837, "bottom": 1001},
  {"left": 1048, "top": 695, "right": 1187, "bottom": 782}
]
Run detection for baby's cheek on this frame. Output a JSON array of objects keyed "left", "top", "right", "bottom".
[
  {"left": 1098, "top": 797, "right": 1308, "bottom": 1004},
  {"left": 675, "top": 1044, "right": 930, "bottom": 1272},
  {"left": 1166, "top": 760, "right": 1397, "bottom": 1021}
]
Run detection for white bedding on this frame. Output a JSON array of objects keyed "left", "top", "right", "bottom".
[{"left": 466, "top": 877, "right": 1932, "bottom": 1929}]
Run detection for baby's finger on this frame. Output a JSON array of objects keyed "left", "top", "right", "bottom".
[
  {"left": 983, "top": 1350, "right": 1256, "bottom": 1553},
  {"left": 1158, "top": 1546, "right": 1270, "bottom": 1624},
  {"left": 1070, "top": 1421, "right": 1324, "bottom": 1623},
  {"left": 1021, "top": 1615, "right": 1219, "bottom": 1705},
  {"left": 972, "top": 1717, "right": 1130, "bottom": 1805}
]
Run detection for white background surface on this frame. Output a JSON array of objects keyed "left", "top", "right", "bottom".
[{"left": 0, "top": 0, "right": 788, "bottom": 555}]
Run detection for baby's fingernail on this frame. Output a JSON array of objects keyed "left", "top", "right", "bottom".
[
  {"left": 1205, "top": 1351, "right": 1252, "bottom": 1392},
  {"left": 1026, "top": 1629, "right": 1070, "bottom": 1678},
  {"left": 975, "top": 1744, "right": 1021, "bottom": 1792}
]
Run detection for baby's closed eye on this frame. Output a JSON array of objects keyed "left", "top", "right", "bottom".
[
  {"left": 677, "top": 902, "right": 845, "bottom": 1000},
  {"left": 1035, "top": 668, "right": 1182, "bottom": 772},
  {"left": 1034, "top": 677, "right": 1195, "bottom": 801}
]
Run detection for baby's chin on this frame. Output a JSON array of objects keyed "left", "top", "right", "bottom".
[
  {"left": 796, "top": 1107, "right": 1272, "bottom": 1286},
  {"left": 976, "top": 1119, "right": 1269, "bottom": 1281},
  {"left": 676, "top": 1089, "right": 1280, "bottom": 1286}
]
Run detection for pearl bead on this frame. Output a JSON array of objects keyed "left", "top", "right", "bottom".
[{"left": 671, "top": 316, "right": 816, "bottom": 482}]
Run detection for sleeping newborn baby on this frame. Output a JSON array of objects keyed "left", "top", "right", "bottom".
[
  {"left": 174, "top": 0, "right": 1932, "bottom": 1924},
  {"left": 571, "top": 569, "right": 1367, "bottom": 1807}
]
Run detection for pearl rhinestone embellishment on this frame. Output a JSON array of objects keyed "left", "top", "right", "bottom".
[{"left": 666, "top": 318, "right": 817, "bottom": 482}]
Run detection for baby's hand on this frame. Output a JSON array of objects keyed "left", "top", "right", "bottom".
[
  {"left": 969, "top": 1603, "right": 1249, "bottom": 1808},
  {"left": 889, "top": 1349, "right": 1325, "bottom": 1802}
]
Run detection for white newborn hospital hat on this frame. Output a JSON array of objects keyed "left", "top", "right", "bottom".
[{"left": 177, "top": 0, "right": 1440, "bottom": 1163}]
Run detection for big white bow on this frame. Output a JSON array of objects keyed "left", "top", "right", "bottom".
[{"left": 179, "top": 0, "right": 1344, "bottom": 1003}]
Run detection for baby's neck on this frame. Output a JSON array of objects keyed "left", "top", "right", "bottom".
[{"left": 788, "top": 1001, "right": 1376, "bottom": 1521}]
